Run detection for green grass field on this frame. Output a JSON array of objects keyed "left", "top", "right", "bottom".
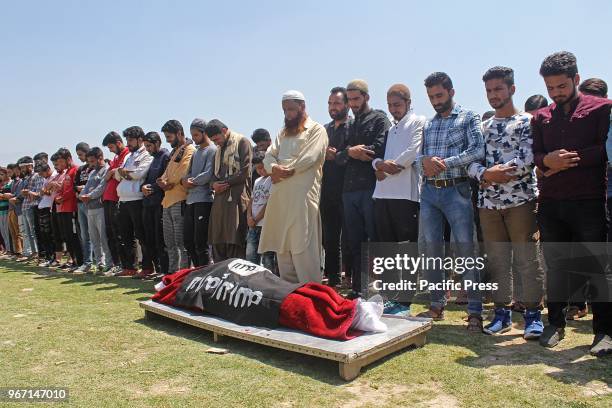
[{"left": 1, "top": 261, "right": 610, "bottom": 407}]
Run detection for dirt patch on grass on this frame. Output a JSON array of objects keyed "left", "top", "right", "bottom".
[{"left": 342, "top": 381, "right": 459, "bottom": 407}]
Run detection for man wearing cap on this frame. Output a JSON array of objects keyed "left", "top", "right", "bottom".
[
  {"left": 259, "top": 90, "right": 328, "bottom": 283},
  {"left": 372, "top": 84, "right": 426, "bottom": 315},
  {"left": 181, "top": 118, "right": 217, "bottom": 267},
  {"left": 335, "top": 79, "right": 391, "bottom": 298},
  {"left": 206, "top": 119, "right": 252, "bottom": 262}
]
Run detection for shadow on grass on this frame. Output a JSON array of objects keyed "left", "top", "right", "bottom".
[
  {"left": 425, "top": 308, "right": 611, "bottom": 391},
  {"left": 1, "top": 259, "right": 154, "bottom": 301},
  {"left": 134, "top": 312, "right": 351, "bottom": 385}
]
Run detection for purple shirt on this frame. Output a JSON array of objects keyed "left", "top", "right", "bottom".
[{"left": 532, "top": 93, "right": 612, "bottom": 202}]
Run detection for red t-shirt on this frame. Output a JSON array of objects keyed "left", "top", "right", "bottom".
[
  {"left": 102, "top": 147, "right": 130, "bottom": 202},
  {"left": 56, "top": 165, "right": 78, "bottom": 213}
]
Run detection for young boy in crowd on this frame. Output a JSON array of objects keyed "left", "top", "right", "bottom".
[{"left": 246, "top": 151, "right": 276, "bottom": 273}]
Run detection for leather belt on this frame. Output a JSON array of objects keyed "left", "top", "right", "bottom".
[{"left": 425, "top": 177, "right": 469, "bottom": 188}]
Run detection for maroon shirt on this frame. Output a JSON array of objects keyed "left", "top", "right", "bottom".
[{"left": 532, "top": 93, "right": 612, "bottom": 202}]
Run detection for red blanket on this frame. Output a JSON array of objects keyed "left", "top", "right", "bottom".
[{"left": 152, "top": 269, "right": 360, "bottom": 341}]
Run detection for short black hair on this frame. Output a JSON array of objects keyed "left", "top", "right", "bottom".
[
  {"left": 143, "top": 131, "right": 162, "bottom": 144},
  {"left": 86, "top": 147, "right": 104, "bottom": 159},
  {"left": 161, "top": 120, "right": 184, "bottom": 135},
  {"left": 204, "top": 119, "right": 228, "bottom": 137},
  {"left": 6, "top": 163, "right": 17, "bottom": 170},
  {"left": 75, "top": 142, "right": 90, "bottom": 153},
  {"left": 424, "top": 72, "right": 453, "bottom": 90},
  {"left": 524, "top": 94, "right": 549, "bottom": 112},
  {"left": 35, "top": 162, "right": 50, "bottom": 173},
  {"left": 123, "top": 126, "right": 145, "bottom": 140},
  {"left": 579, "top": 78, "right": 608, "bottom": 98},
  {"left": 252, "top": 150, "right": 266, "bottom": 165},
  {"left": 330, "top": 86, "right": 348, "bottom": 104},
  {"left": 251, "top": 128, "right": 271, "bottom": 143},
  {"left": 33, "top": 152, "right": 48, "bottom": 162},
  {"left": 55, "top": 148, "right": 72, "bottom": 160},
  {"left": 482, "top": 66, "right": 514, "bottom": 87},
  {"left": 102, "top": 131, "right": 122, "bottom": 146},
  {"left": 50, "top": 153, "right": 60, "bottom": 162},
  {"left": 539, "top": 51, "right": 578, "bottom": 78}
]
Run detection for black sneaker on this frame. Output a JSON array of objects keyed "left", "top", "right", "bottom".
[
  {"left": 539, "top": 325, "right": 565, "bottom": 348},
  {"left": 589, "top": 333, "right": 612, "bottom": 357}
]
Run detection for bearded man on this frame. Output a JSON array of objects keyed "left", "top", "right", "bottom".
[{"left": 259, "top": 90, "right": 328, "bottom": 284}]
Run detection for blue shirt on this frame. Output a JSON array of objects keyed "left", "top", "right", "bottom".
[{"left": 419, "top": 104, "right": 484, "bottom": 180}]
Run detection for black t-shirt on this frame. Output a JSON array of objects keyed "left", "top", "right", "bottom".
[
  {"left": 174, "top": 259, "right": 302, "bottom": 328},
  {"left": 74, "top": 164, "right": 93, "bottom": 200}
]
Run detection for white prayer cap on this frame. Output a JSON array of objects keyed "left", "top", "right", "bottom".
[{"left": 282, "top": 90, "right": 305, "bottom": 102}]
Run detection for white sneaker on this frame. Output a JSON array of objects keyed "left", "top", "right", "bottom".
[{"left": 104, "top": 266, "right": 122, "bottom": 277}]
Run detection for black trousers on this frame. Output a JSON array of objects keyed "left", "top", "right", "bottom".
[
  {"left": 50, "top": 205, "right": 64, "bottom": 252},
  {"left": 184, "top": 202, "right": 212, "bottom": 267},
  {"left": 118, "top": 200, "right": 151, "bottom": 270},
  {"left": 537, "top": 199, "right": 612, "bottom": 336},
  {"left": 143, "top": 204, "right": 168, "bottom": 274},
  {"left": 374, "top": 198, "right": 419, "bottom": 243},
  {"left": 57, "top": 211, "right": 83, "bottom": 265},
  {"left": 374, "top": 198, "right": 419, "bottom": 306},
  {"left": 38, "top": 208, "right": 55, "bottom": 260},
  {"left": 321, "top": 194, "right": 344, "bottom": 285},
  {"left": 103, "top": 200, "right": 123, "bottom": 267},
  {"left": 33, "top": 208, "right": 45, "bottom": 259}
]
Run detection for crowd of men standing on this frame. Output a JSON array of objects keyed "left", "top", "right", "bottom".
[{"left": 0, "top": 50, "right": 610, "bottom": 357}]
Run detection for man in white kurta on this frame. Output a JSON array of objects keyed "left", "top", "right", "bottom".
[{"left": 259, "top": 91, "right": 328, "bottom": 284}]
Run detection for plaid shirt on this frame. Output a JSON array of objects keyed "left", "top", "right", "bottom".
[
  {"left": 22, "top": 173, "right": 45, "bottom": 210},
  {"left": 419, "top": 104, "right": 484, "bottom": 180}
]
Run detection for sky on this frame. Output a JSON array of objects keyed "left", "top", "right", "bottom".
[{"left": 1, "top": 0, "right": 611, "bottom": 164}]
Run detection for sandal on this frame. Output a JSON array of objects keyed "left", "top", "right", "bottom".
[
  {"left": 417, "top": 307, "right": 445, "bottom": 321},
  {"left": 467, "top": 314, "right": 484, "bottom": 333}
]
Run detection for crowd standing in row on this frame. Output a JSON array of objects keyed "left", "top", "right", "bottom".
[{"left": 0, "top": 51, "right": 610, "bottom": 357}]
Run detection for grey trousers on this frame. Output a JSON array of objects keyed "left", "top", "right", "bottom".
[
  {"left": 163, "top": 201, "right": 188, "bottom": 274},
  {"left": 87, "top": 207, "right": 112, "bottom": 267}
]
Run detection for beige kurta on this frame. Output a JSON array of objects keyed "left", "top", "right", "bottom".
[{"left": 259, "top": 117, "right": 328, "bottom": 255}]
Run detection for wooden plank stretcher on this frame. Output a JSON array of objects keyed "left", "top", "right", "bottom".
[{"left": 140, "top": 300, "right": 433, "bottom": 380}]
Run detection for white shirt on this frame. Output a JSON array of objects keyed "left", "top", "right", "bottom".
[
  {"left": 372, "top": 111, "right": 426, "bottom": 201},
  {"left": 116, "top": 146, "right": 153, "bottom": 202},
  {"left": 251, "top": 176, "right": 272, "bottom": 227},
  {"left": 38, "top": 171, "right": 58, "bottom": 209}
]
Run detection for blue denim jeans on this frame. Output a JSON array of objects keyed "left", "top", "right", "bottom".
[
  {"left": 246, "top": 226, "right": 277, "bottom": 272},
  {"left": 23, "top": 208, "right": 39, "bottom": 255},
  {"left": 420, "top": 181, "right": 482, "bottom": 315},
  {"left": 77, "top": 202, "right": 92, "bottom": 265}
]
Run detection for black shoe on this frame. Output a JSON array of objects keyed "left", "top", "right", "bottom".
[
  {"left": 589, "top": 333, "right": 612, "bottom": 357},
  {"left": 539, "top": 325, "right": 565, "bottom": 348}
]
